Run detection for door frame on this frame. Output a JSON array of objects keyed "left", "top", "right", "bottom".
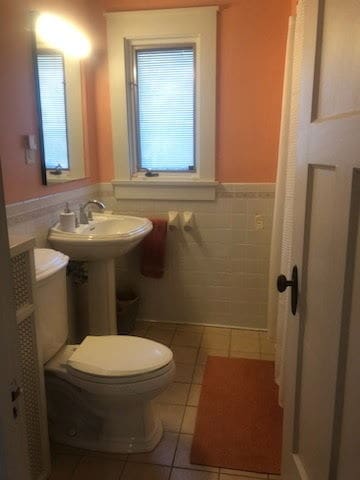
[{"left": 0, "top": 159, "right": 31, "bottom": 480}]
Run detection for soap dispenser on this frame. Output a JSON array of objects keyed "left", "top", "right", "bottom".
[{"left": 59, "top": 203, "right": 76, "bottom": 232}]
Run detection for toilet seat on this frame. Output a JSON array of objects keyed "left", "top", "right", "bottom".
[
  {"left": 45, "top": 336, "right": 174, "bottom": 389},
  {"left": 67, "top": 335, "right": 173, "bottom": 377},
  {"left": 45, "top": 339, "right": 175, "bottom": 397}
]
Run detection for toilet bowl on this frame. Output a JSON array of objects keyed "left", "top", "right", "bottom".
[{"left": 34, "top": 248, "right": 175, "bottom": 453}]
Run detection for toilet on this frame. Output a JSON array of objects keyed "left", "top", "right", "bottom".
[{"left": 34, "top": 248, "right": 175, "bottom": 453}]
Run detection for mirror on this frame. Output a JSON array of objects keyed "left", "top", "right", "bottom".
[{"left": 31, "top": 12, "right": 91, "bottom": 185}]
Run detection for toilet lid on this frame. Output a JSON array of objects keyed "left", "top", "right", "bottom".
[{"left": 67, "top": 336, "right": 173, "bottom": 377}]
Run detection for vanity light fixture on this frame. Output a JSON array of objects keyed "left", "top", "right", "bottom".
[{"left": 35, "top": 13, "right": 91, "bottom": 59}]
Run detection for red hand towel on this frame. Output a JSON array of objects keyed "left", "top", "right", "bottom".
[{"left": 140, "top": 218, "right": 168, "bottom": 278}]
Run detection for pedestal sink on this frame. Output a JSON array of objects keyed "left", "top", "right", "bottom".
[{"left": 48, "top": 213, "right": 152, "bottom": 335}]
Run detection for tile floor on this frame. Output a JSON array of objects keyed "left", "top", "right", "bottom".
[{"left": 50, "top": 322, "right": 279, "bottom": 480}]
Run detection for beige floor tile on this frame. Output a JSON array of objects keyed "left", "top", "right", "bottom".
[
  {"left": 174, "top": 363, "right": 195, "bottom": 383},
  {"left": 204, "top": 326, "right": 231, "bottom": 336},
  {"left": 51, "top": 443, "right": 89, "bottom": 457},
  {"left": 172, "top": 346, "right": 199, "bottom": 365},
  {"left": 220, "top": 467, "right": 267, "bottom": 478},
  {"left": 181, "top": 406, "right": 198, "bottom": 434},
  {"left": 51, "top": 443, "right": 127, "bottom": 461},
  {"left": 197, "top": 348, "right": 228, "bottom": 366},
  {"left": 171, "top": 467, "right": 219, "bottom": 480},
  {"left": 156, "top": 382, "right": 191, "bottom": 405},
  {"left": 219, "top": 475, "right": 266, "bottom": 480},
  {"left": 201, "top": 333, "right": 231, "bottom": 350},
  {"left": 259, "top": 333, "right": 276, "bottom": 355},
  {"left": 155, "top": 403, "right": 186, "bottom": 432},
  {"left": 121, "top": 462, "right": 171, "bottom": 480},
  {"left": 187, "top": 384, "right": 202, "bottom": 406},
  {"left": 230, "top": 331, "right": 260, "bottom": 353},
  {"left": 49, "top": 454, "right": 81, "bottom": 480},
  {"left": 230, "top": 328, "right": 259, "bottom": 337},
  {"left": 72, "top": 456, "right": 125, "bottom": 479},
  {"left": 127, "top": 432, "right": 178, "bottom": 466},
  {"left": 173, "top": 434, "right": 218, "bottom": 473},
  {"left": 146, "top": 327, "right": 175, "bottom": 346},
  {"left": 172, "top": 330, "right": 203, "bottom": 348},
  {"left": 176, "top": 324, "right": 205, "bottom": 333},
  {"left": 132, "top": 327, "right": 148, "bottom": 337},
  {"left": 192, "top": 365, "right": 205, "bottom": 384},
  {"left": 229, "top": 351, "right": 262, "bottom": 360}
]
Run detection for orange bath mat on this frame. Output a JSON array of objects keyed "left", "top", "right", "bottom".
[{"left": 191, "top": 357, "right": 283, "bottom": 475}]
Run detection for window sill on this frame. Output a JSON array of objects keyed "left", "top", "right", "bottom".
[{"left": 111, "top": 179, "right": 218, "bottom": 201}]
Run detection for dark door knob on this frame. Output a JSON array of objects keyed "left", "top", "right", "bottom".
[{"left": 277, "top": 265, "right": 298, "bottom": 315}]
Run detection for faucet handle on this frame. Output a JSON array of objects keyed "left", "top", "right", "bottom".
[{"left": 79, "top": 204, "right": 89, "bottom": 225}]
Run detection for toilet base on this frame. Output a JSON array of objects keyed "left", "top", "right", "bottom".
[
  {"left": 49, "top": 414, "right": 163, "bottom": 454},
  {"left": 46, "top": 375, "right": 165, "bottom": 453}
]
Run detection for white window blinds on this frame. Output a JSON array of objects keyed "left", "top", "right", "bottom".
[
  {"left": 135, "top": 47, "right": 195, "bottom": 172},
  {"left": 37, "top": 53, "right": 69, "bottom": 170}
]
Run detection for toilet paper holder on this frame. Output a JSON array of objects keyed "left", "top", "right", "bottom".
[
  {"left": 182, "top": 211, "right": 195, "bottom": 231},
  {"left": 168, "top": 211, "right": 180, "bottom": 231}
]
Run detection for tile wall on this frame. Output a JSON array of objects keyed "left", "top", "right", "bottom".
[
  {"left": 98, "top": 183, "right": 274, "bottom": 329},
  {"left": 5, "top": 182, "right": 274, "bottom": 330},
  {"left": 6, "top": 184, "right": 98, "bottom": 246}
]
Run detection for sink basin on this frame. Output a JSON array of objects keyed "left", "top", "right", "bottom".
[
  {"left": 49, "top": 213, "right": 153, "bottom": 261},
  {"left": 48, "top": 213, "right": 153, "bottom": 336}
]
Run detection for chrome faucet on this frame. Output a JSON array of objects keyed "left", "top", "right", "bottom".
[{"left": 79, "top": 200, "right": 106, "bottom": 224}]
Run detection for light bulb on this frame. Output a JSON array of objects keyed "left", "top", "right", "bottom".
[{"left": 36, "top": 13, "right": 91, "bottom": 59}]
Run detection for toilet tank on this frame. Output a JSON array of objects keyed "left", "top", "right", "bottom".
[{"left": 34, "top": 248, "right": 70, "bottom": 363}]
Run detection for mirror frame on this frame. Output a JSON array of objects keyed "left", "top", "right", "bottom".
[
  {"left": 30, "top": 11, "right": 89, "bottom": 186},
  {"left": 30, "top": 11, "right": 47, "bottom": 185}
]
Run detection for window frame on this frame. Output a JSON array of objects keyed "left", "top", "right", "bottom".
[
  {"left": 128, "top": 43, "right": 197, "bottom": 175},
  {"left": 106, "top": 7, "right": 218, "bottom": 200}
]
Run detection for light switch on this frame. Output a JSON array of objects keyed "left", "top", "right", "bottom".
[
  {"left": 28, "top": 134, "right": 37, "bottom": 150},
  {"left": 24, "top": 134, "right": 37, "bottom": 165}
]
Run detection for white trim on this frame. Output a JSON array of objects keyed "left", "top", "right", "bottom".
[
  {"left": 44, "top": 53, "right": 85, "bottom": 183},
  {"left": 106, "top": 7, "right": 218, "bottom": 195},
  {"left": 112, "top": 179, "right": 218, "bottom": 200},
  {"left": 138, "top": 318, "right": 267, "bottom": 332}
]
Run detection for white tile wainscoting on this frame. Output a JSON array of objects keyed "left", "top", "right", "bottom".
[
  {"left": 5, "top": 182, "right": 274, "bottom": 330},
  {"left": 98, "top": 183, "right": 275, "bottom": 330},
  {"left": 6, "top": 184, "right": 99, "bottom": 246}
]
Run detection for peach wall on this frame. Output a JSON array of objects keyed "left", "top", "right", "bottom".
[
  {"left": 0, "top": 0, "right": 100, "bottom": 204},
  {"left": 96, "top": 0, "right": 291, "bottom": 183},
  {"left": 1, "top": 0, "right": 291, "bottom": 204}
]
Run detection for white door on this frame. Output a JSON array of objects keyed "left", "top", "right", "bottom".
[
  {"left": 0, "top": 161, "right": 31, "bottom": 479},
  {"left": 282, "top": 0, "right": 360, "bottom": 479}
]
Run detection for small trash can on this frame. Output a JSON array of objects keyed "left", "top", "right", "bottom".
[{"left": 116, "top": 289, "right": 139, "bottom": 334}]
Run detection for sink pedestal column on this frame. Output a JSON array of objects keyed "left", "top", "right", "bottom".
[{"left": 87, "top": 259, "right": 117, "bottom": 335}]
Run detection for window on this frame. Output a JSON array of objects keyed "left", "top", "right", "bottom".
[
  {"left": 37, "top": 52, "right": 69, "bottom": 170},
  {"left": 106, "top": 7, "right": 218, "bottom": 200},
  {"left": 132, "top": 46, "right": 195, "bottom": 173}
]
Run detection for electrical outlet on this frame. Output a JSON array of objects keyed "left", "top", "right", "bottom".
[{"left": 255, "top": 214, "right": 264, "bottom": 230}]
